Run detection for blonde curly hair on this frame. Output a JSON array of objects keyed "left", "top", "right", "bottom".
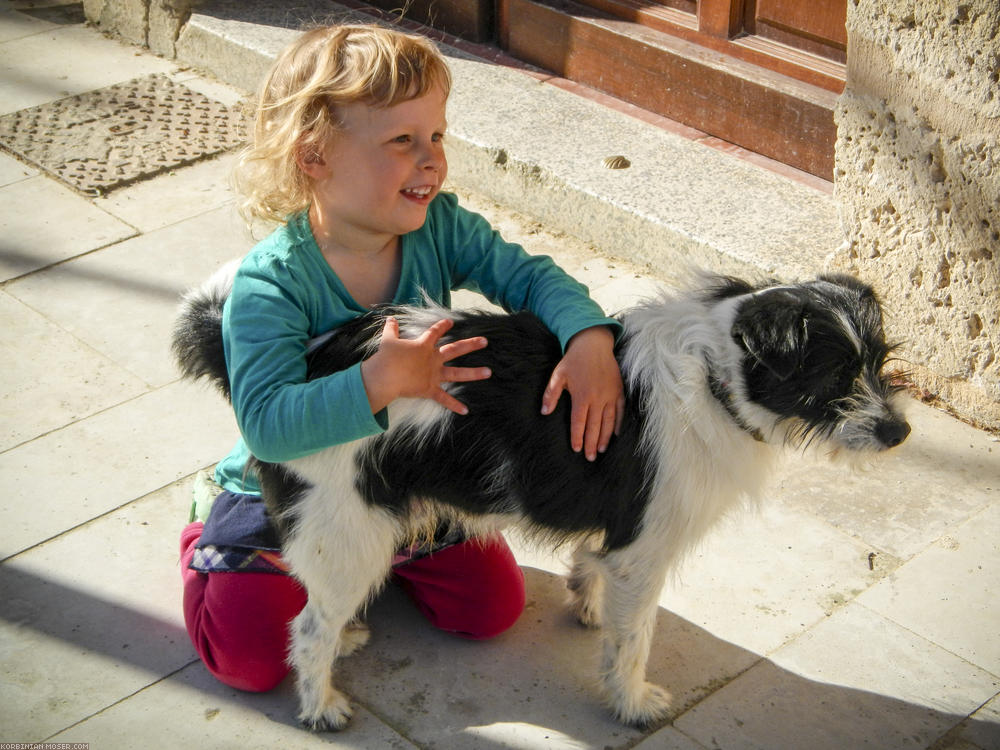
[{"left": 233, "top": 24, "right": 452, "bottom": 224}]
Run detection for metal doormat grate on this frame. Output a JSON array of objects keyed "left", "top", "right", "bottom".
[{"left": 0, "top": 74, "right": 246, "bottom": 195}]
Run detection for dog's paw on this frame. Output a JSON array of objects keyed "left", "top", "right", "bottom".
[
  {"left": 339, "top": 621, "right": 371, "bottom": 657},
  {"left": 611, "top": 682, "right": 672, "bottom": 727},
  {"left": 299, "top": 688, "right": 353, "bottom": 732},
  {"left": 567, "top": 593, "right": 602, "bottom": 629}
]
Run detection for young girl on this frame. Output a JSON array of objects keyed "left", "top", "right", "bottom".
[{"left": 180, "top": 23, "right": 624, "bottom": 693}]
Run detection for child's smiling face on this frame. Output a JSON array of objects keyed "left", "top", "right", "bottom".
[{"left": 306, "top": 83, "right": 449, "bottom": 249}]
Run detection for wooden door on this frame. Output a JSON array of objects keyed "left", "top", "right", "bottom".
[{"left": 744, "top": 0, "right": 847, "bottom": 62}]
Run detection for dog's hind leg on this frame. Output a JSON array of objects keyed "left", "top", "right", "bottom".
[
  {"left": 595, "top": 547, "right": 673, "bottom": 727},
  {"left": 281, "top": 485, "right": 400, "bottom": 731},
  {"left": 567, "top": 542, "right": 605, "bottom": 629}
]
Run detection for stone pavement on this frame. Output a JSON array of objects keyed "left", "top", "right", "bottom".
[{"left": 1, "top": 3, "right": 999, "bottom": 749}]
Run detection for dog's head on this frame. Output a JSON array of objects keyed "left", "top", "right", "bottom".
[{"left": 718, "top": 274, "right": 910, "bottom": 452}]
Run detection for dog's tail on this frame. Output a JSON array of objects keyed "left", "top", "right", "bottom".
[{"left": 172, "top": 259, "right": 240, "bottom": 402}]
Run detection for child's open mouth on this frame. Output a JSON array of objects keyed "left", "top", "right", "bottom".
[{"left": 401, "top": 185, "right": 434, "bottom": 202}]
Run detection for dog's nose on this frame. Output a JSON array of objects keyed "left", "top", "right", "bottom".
[{"left": 876, "top": 418, "right": 911, "bottom": 448}]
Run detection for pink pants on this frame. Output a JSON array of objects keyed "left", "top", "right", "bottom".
[{"left": 180, "top": 522, "right": 525, "bottom": 692}]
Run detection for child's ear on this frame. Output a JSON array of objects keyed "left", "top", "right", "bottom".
[{"left": 294, "top": 138, "right": 328, "bottom": 178}]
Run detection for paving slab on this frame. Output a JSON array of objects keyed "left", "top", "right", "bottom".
[
  {"left": 657, "top": 499, "right": 897, "bottom": 659},
  {"left": 5, "top": 203, "right": 255, "bottom": 387},
  {"left": 49, "top": 661, "right": 418, "bottom": 750},
  {"left": 94, "top": 152, "right": 240, "bottom": 232},
  {"left": 858, "top": 500, "right": 1000, "bottom": 675},
  {"left": 674, "top": 603, "right": 1000, "bottom": 750},
  {"left": 0, "top": 480, "right": 197, "bottom": 741},
  {"left": 0, "top": 149, "right": 35, "bottom": 184},
  {"left": 334, "top": 566, "right": 759, "bottom": 748},
  {"left": 0, "top": 380, "right": 235, "bottom": 558},
  {"left": 0, "top": 20, "right": 175, "bottom": 114},
  {"left": 0, "top": 289, "right": 149, "bottom": 452},
  {"left": 632, "top": 727, "right": 707, "bottom": 750},
  {"left": 0, "top": 5, "right": 56, "bottom": 43},
  {"left": 775, "top": 402, "right": 1000, "bottom": 560},
  {"left": 0, "top": 174, "right": 136, "bottom": 281}
]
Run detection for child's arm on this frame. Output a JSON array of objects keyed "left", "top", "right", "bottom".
[
  {"left": 361, "top": 316, "right": 491, "bottom": 415},
  {"left": 541, "top": 325, "right": 624, "bottom": 461}
]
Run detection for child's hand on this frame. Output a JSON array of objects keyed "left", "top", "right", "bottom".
[
  {"left": 540, "top": 326, "right": 624, "bottom": 461},
  {"left": 361, "top": 316, "right": 491, "bottom": 416}
]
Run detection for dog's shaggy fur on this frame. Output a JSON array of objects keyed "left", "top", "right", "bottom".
[{"left": 174, "top": 268, "right": 910, "bottom": 729}]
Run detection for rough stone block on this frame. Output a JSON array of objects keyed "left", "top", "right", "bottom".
[{"left": 833, "top": 0, "right": 1000, "bottom": 430}]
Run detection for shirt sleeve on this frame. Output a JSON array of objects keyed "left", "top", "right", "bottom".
[
  {"left": 223, "top": 256, "right": 387, "bottom": 464},
  {"left": 430, "top": 194, "right": 621, "bottom": 350}
]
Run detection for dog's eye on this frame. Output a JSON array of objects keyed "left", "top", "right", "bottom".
[{"left": 806, "top": 355, "right": 859, "bottom": 407}]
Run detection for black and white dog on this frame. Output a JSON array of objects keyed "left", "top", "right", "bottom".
[{"left": 173, "top": 268, "right": 910, "bottom": 730}]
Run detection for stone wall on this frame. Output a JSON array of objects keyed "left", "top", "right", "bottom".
[
  {"left": 832, "top": 0, "right": 999, "bottom": 431},
  {"left": 83, "top": 0, "right": 202, "bottom": 57}
]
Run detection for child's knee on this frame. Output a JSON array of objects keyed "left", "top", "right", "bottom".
[
  {"left": 396, "top": 535, "right": 526, "bottom": 639},
  {"left": 208, "top": 651, "right": 290, "bottom": 693},
  {"left": 453, "top": 579, "right": 526, "bottom": 639}
]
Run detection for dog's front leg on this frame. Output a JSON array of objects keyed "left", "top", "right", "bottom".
[
  {"left": 289, "top": 600, "right": 356, "bottom": 730},
  {"left": 596, "top": 550, "right": 672, "bottom": 727},
  {"left": 281, "top": 486, "right": 400, "bottom": 731}
]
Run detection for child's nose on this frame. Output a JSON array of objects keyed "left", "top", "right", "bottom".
[{"left": 420, "top": 142, "right": 445, "bottom": 170}]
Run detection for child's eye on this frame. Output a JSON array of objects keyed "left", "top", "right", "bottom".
[
  {"left": 392, "top": 135, "right": 412, "bottom": 144},
  {"left": 432, "top": 132, "right": 445, "bottom": 142}
]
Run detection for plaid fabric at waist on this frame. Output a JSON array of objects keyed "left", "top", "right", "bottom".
[{"left": 188, "top": 490, "right": 469, "bottom": 575}]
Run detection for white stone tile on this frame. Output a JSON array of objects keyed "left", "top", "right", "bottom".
[
  {"left": 633, "top": 726, "right": 708, "bottom": 750},
  {"left": 0, "top": 175, "right": 136, "bottom": 280},
  {"left": 337, "top": 568, "right": 757, "bottom": 747},
  {"left": 49, "top": 662, "right": 418, "bottom": 750},
  {"left": 0, "top": 379, "right": 237, "bottom": 558},
  {"left": 955, "top": 693, "right": 1000, "bottom": 749},
  {"left": 0, "top": 290, "right": 149, "bottom": 451},
  {"left": 0, "top": 7, "right": 55, "bottom": 43},
  {"left": 858, "top": 501, "right": 1000, "bottom": 675},
  {"left": 0, "top": 480, "right": 197, "bottom": 740},
  {"left": 675, "top": 604, "right": 1000, "bottom": 750},
  {"left": 0, "top": 23, "right": 175, "bottom": 113},
  {"left": 659, "top": 501, "right": 897, "bottom": 658},
  {"left": 95, "top": 153, "right": 241, "bottom": 232},
  {"left": 0, "top": 150, "right": 36, "bottom": 185},
  {"left": 774, "top": 400, "right": 1000, "bottom": 560},
  {"left": 6, "top": 204, "right": 254, "bottom": 387}
]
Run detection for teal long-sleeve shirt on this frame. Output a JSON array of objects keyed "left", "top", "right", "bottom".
[{"left": 214, "top": 192, "right": 620, "bottom": 494}]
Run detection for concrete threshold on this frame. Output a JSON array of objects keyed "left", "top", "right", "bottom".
[{"left": 174, "top": 0, "right": 841, "bottom": 283}]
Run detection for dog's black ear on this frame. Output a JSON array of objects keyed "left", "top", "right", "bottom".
[{"left": 731, "top": 293, "right": 808, "bottom": 381}]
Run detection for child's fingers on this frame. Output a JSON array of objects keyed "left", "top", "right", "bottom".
[
  {"left": 595, "top": 401, "right": 618, "bottom": 455},
  {"left": 569, "top": 399, "right": 588, "bottom": 456},
  {"left": 418, "top": 317, "right": 455, "bottom": 345},
  {"left": 433, "top": 388, "right": 471, "bottom": 416},
  {"left": 438, "top": 335, "right": 488, "bottom": 363},
  {"left": 540, "top": 370, "right": 567, "bottom": 416},
  {"left": 441, "top": 365, "right": 492, "bottom": 382},
  {"left": 381, "top": 315, "right": 400, "bottom": 340}
]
